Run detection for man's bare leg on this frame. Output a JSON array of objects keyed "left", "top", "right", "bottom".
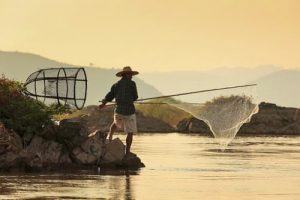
[
  {"left": 108, "top": 123, "right": 117, "bottom": 142},
  {"left": 126, "top": 132, "right": 133, "bottom": 155}
]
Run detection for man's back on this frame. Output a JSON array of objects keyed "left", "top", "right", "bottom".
[{"left": 105, "top": 77, "right": 138, "bottom": 115}]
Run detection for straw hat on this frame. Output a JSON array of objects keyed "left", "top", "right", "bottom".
[{"left": 116, "top": 66, "right": 139, "bottom": 77}]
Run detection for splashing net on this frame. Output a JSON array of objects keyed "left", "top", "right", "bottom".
[{"left": 163, "top": 85, "right": 259, "bottom": 150}]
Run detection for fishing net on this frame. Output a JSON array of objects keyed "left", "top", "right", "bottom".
[
  {"left": 24, "top": 68, "right": 87, "bottom": 109},
  {"left": 163, "top": 85, "right": 259, "bottom": 150}
]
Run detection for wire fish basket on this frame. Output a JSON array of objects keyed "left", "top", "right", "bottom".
[{"left": 23, "top": 67, "right": 87, "bottom": 109}]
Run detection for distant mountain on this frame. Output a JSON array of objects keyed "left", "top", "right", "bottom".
[
  {"left": 2, "top": 51, "right": 299, "bottom": 108},
  {"left": 0, "top": 51, "right": 162, "bottom": 106},
  {"left": 140, "top": 67, "right": 300, "bottom": 107},
  {"left": 255, "top": 70, "right": 300, "bottom": 108}
]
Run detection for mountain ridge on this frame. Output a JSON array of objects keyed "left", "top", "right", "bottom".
[{"left": 0, "top": 51, "right": 162, "bottom": 106}]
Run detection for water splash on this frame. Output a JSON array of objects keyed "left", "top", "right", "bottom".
[{"left": 165, "top": 87, "right": 259, "bottom": 150}]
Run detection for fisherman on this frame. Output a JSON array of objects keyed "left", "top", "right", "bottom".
[{"left": 99, "top": 66, "right": 139, "bottom": 155}]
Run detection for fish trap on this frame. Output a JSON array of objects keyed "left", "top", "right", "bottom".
[{"left": 24, "top": 67, "right": 87, "bottom": 109}]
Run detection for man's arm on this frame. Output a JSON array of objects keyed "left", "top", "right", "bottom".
[{"left": 99, "top": 84, "right": 115, "bottom": 109}]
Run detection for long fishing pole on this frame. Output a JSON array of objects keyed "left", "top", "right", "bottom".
[{"left": 99, "top": 83, "right": 257, "bottom": 104}]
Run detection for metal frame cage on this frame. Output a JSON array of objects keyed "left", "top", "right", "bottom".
[{"left": 24, "top": 67, "right": 87, "bottom": 109}]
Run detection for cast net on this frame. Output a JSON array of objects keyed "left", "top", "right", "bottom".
[{"left": 162, "top": 85, "right": 259, "bottom": 150}]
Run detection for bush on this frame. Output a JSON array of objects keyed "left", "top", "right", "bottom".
[{"left": 0, "top": 75, "right": 51, "bottom": 137}]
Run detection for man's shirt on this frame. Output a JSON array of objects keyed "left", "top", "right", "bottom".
[{"left": 104, "top": 77, "right": 138, "bottom": 115}]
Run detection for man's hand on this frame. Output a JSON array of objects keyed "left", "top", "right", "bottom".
[
  {"left": 99, "top": 100, "right": 107, "bottom": 109},
  {"left": 99, "top": 103, "right": 106, "bottom": 109}
]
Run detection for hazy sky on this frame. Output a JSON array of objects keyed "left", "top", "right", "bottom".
[{"left": 1, "top": 0, "right": 300, "bottom": 72}]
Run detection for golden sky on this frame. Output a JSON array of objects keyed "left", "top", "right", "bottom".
[{"left": 1, "top": 0, "right": 300, "bottom": 72}]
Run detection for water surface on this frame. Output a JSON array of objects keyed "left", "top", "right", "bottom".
[{"left": 1, "top": 133, "right": 300, "bottom": 200}]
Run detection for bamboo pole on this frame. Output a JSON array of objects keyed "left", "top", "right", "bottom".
[{"left": 99, "top": 84, "right": 257, "bottom": 104}]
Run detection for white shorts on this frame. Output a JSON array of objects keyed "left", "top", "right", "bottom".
[{"left": 114, "top": 113, "right": 137, "bottom": 133}]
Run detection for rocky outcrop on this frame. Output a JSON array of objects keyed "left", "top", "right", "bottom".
[
  {"left": 239, "top": 102, "right": 300, "bottom": 135},
  {"left": 101, "top": 138, "right": 125, "bottom": 164},
  {"left": 26, "top": 136, "right": 72, "bottom": 165},
  {"left": 71, "top": 130, "right": 106, "bottom": 165},
  {"left": 177, "top": 102, "right": 300, "bottom": 135},
  {"left": 0, "top": 123, "right": 23, "bottom": 155},
  {"left": 0, "top": 122, "right": 145, "bottom": 172}
]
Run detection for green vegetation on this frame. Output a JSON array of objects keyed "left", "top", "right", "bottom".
[
  {"left": 136, "top": 98, "right": 191, "bottom": 126},
  {"left": 0, "top": 75, "right": 73, "bottom": 137}
]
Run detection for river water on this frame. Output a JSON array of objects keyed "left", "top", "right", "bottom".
[{"left": 1, "top": 133, "right": 300, "bottom": 200}]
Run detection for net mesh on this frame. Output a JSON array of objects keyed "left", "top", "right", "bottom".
[
  {"left": 24, "top": 68, "right": 87, "bottom": 109},
  {"left": 164, "top": 86, "right": 259, "bottom": 150}
]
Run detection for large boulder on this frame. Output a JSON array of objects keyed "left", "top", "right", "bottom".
[
  {"left": 121, "top": 152, "right": 145, "bottom": 169},
  {"left": 101, "top": 138, "right": 125, "bottom": 165},
  {"left": 71, "top": 131, "right": 106, "bottom": 165},
  {"left": 25, "top": 135, "right": 71, "bottom": 165}
]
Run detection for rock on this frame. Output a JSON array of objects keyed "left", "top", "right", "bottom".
[
  {"left": 239, "top": 102, "right": 300, "bottom": 135},
  {"left": 57, "top": 118, "right": 90, "bottom": 150},
  {"left": 71, "top": 131, "right": 106, "bottom": 165},
  {"left": 102, "top": 138, "right": 125, "bottom": 165},
  {"left": 0, "top": 152, "right": 22, "bottom": 171},
  {"left": 0, "top": 123, "right": 23, "bottom": 155},
  {"left": 39, "top": 121, "right": 59, "bottom": 141},
  {"left": 23, "top": 132, "right": 34, "bottom": 145},
  {"left": 25, "top": 136, "right": 71, "bottom": 165},
  {"left": 176, "top": 119, "right": 191, "bottom": 132},
  {"left": 20, "top": 151, "right": 43, "bottom": 169},
  {"left": 71, "top": 147, "right": 98, "bottom": 165},
  {"left": 82, "top": 131, "right": 106, "bottom": 156},
  {"left": 121, "top": 152, "right": 145, "bottom": 169}
]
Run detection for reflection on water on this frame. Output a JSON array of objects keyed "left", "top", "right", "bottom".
[
  {"left": 1, "top": 133, "right": 300, "bottom": 199},
  {"left": 0, "top": 171, "right": 136, "bottom": 199}
]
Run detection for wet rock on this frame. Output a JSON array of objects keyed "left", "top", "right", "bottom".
[
  {"left": 71, "top": 131, "right": 106, "bottom": 165},
  {"left": 0, "top": 119, "right": 145, "bottom": 171},
  {"left": 102, "top": 138, "right": 125, "bottom": 165},
  {"left": 121, "top": 152, "right": 145, "bottom": 169},
  {"left": 25, "top": 136, "right": 71, "bottom": 165},
  {"left": 82, "top": 131, "right": 107, "bottom": 156},
  {"left": 71, "top": 147, "right": 98, "bottom": 165}
]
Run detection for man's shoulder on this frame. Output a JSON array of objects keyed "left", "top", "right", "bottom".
[{"left": 130, "top": 80, "right": 136, "bottom": 85}]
